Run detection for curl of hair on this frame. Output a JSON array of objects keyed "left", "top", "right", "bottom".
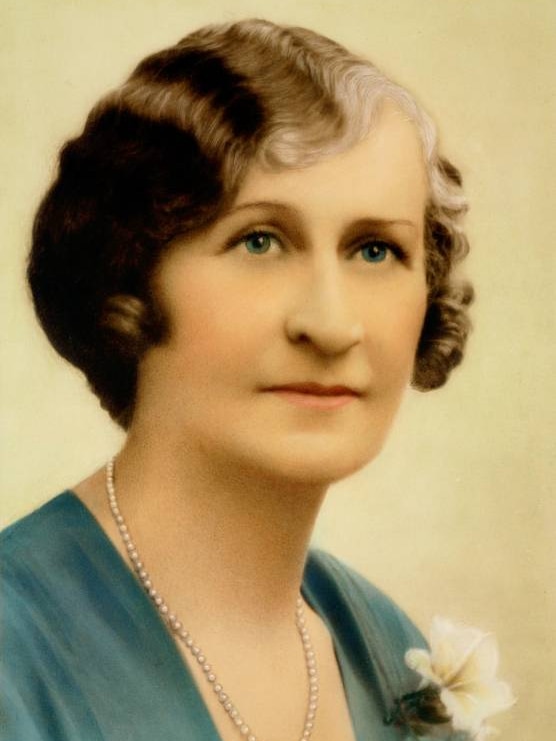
[
  {"left": 28, "top": 19, "right": 473, "bottom": 428},
  {"left": 413, "top": 158, "right": 474, "bottom": 391}
]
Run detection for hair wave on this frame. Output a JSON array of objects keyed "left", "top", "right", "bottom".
[{"left": 28, "top": 19, "right": 473, "bottom": 427}]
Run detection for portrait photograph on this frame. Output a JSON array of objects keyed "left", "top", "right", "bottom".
[{"left": 1, "top": 2, "right": 554, "bottom": 740}]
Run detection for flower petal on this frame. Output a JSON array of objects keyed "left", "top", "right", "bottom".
[
  {"left": 449, "top": 633, "right": 499, "bottom": 686},
  {"left": 402, "top": 617, "right": 515, "bottom": 739},
  {"left": 475, "top": 724, "right": 500, "bottom": 741},
  {"left": 440, "top": 687, "right": 484, "bottom": 734},
  {"left": 440, "top": 680, "right": 515, "bottom": 735},
  {"left": 429, "top": 616, "right": 487, "bottom": 684},
  {"left": 447, "top": 678, "right": 516, "bottom": 718},
  {"left": 405, "top": 648, "right": 443, "bottom": 685}
]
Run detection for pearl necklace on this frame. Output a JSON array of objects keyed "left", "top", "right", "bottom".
[{"left": 106, "top": 458, "right": 319, "bottom": 741}]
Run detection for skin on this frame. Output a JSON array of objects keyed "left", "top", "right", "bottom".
[{"left": 75, "top": 103, "right": 429, "bottom": 741}]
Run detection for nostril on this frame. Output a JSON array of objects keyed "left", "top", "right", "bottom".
[
  {"left": 294, "top": 330, "right": 312, "bottom": 345},
  {"left": 285, "top": 273, "right": 364, "bottom": 355},
  {"left": 286, "top": 313, "right": 363, "bottom": 356}
]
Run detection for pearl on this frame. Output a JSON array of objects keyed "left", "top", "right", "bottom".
[{"left": 106, "top": 456, "right": 318, "bottom": 741}]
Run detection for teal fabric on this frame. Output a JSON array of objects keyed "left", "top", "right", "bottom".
[{"left": 1, "top": 492, "right": 437, "bottom": 741}]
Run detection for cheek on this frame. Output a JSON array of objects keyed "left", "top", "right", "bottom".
[
  {"left": 363, "top": 284, "right": 428, "bottom": 380},
  {"left": 163, "top": 278, "right": 266, "bottom": 380}
]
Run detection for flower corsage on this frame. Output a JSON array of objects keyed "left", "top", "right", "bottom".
[{"left": 386, "top": 617, "right": 515, "bottom": 740}]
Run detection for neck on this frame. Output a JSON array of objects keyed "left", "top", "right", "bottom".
[{"left": 111, "top": 431, "right": 328, "bottom": 633}]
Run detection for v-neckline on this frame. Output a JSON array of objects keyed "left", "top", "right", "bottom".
[{"left": 63, "top": 490, "right": 364, "bottom": 741}]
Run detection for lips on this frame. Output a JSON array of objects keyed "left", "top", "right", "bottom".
[
  {"left": 263, "top": 382, "right": 361, "bottom": 410},
  {"left": 264, "top": 382, "right": 361, "bottom": 397}
]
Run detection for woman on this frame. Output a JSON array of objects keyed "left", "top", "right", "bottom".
[{"left": 2, "top": 19, "right": 474, "bottom": 741}]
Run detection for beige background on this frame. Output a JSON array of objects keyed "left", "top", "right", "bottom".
[{"left": 1, "top": 1, "right": 555, "bottom": 739}]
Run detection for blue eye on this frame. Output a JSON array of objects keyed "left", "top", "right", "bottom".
[
  {"left": 360, "top": 241, "right": 390, "bottom": 263},
  {"left": 242, "top": 232, "right": 274, "bottom": 254}
]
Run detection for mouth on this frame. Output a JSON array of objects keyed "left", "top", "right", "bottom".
[{"left": 262, "top": 382, "right": 362, "bottom": 409}]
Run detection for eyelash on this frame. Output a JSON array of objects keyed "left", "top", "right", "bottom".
[
  {"left": 351, "top": 239, "right": 406, "bottom": 264},
  {"left": 230, "top": 229, "right": 406, "bottom": 264},
  {"left": 232, "top": 230, "right": 282, "bottom": 255}
]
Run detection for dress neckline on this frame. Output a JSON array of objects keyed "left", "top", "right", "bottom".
[{"left": 61, "top": 489, "right": 361, "bottom": 741}]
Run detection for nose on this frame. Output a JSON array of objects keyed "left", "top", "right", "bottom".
[{"left": 285, "top": 262, "right": 364, "bottom": 356}]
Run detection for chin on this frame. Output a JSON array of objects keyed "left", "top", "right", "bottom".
[{"left": 250, "top": 435, "right": 385, "bottom": 488}]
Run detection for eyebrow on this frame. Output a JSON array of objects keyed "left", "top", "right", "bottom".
[
  {"left": 223, "top": 200, "right": 418, "bottom": 232},
  {"left": 223, "top": 200, "right": 292, "bottom": 217}
]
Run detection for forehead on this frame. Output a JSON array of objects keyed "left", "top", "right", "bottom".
[{"left": 235, "top": 103, "right": 428, "bottom": 227}]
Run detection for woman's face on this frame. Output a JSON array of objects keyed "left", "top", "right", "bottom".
[{"left": 138, "top": 104, "right": 429, "bottom": 485}]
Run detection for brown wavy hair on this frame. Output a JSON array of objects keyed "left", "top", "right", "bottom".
[{"left": 28, "top": 19, "right": 473, "bottom": 429}]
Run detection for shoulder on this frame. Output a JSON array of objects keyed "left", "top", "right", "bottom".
[
  {"left": 1, "top": 491, "right": 86, "bottom": 642},
  {"left": 304, "top": 547, "right": 428, "bottom": 717},
  {"left": 306, "top": 548, "right": 427, "bottom": 651},
  {"left": 1, "top": 490, "right": 111, "bottom": 630},
  {"left": 1, "top": 492, "right": 81, "bottom": 558},
  {"left": 1, "top": 492, "right": 93, "bottom": 597},
  {"left": 0, "top": 494, "right": 79, "bottom": 739},
  {"left": 304, "top": 550, "right": 465, "bottom": 740},
  {"left": 1, "top": 491, "right": 98, "bottom": 669},
  {"left": 306, "top": 548, "right": 419, "bottom": 621},
  {"left": 0, "top": 492, "right": 126, "bottom": 740}
]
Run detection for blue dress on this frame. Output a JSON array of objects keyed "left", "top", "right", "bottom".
[{"left": 0, "top": 492, "right": 449, "bottom": 740}]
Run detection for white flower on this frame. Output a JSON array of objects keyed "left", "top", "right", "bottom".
[{"left": 405, "top": 616, "right": 515, "bottom": 740}]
